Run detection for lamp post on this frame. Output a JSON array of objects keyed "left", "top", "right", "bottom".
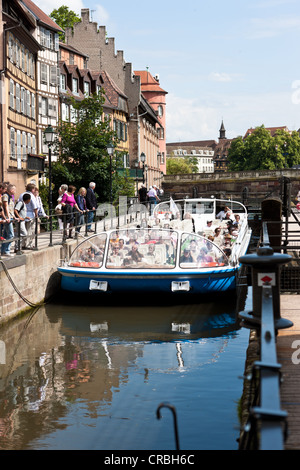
[
  {"left": 107, "top": 141, "right": 115, "bottom": 206},
  {"left": 134, "top": 160, "right": 139, "bottom": 196},
  {"left": 140, "top": 152, "right": 146, "bottom": 184},
  {"left": 44, "top": 125, "right": 55, "bottom": 246}
]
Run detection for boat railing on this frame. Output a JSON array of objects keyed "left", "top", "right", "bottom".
[{"left": 238, "top": 222, "right": 293, "bottom": 450}]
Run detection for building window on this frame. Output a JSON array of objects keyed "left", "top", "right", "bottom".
[
  {"left": 27, "top": 133, "right": 31, "bottom": 154},
  {"left": 50, "top": 66, "right": 57, "bottom": 86},
  {"left": 31, "top": 93, "right": 35, "bottom": 119},
  {"left": 40, "top": 97, "right": 48, "bottom": 116},
  {"left": 10, "top": 128, "right": 15, "bottom": 159},
  {"left": 72, "top": 78, "right": 78, "bottom": 95},
  {"left": 84, "top": 81, "right": 90, "bottom": 96},
  {"left": 61, "top": 102, "right": 70, "bottom": 121},
  {"left": 41, "top": 63, "right": 48, "bottom": 84},
  {"left": 157, "top": 105, "right": 163, "bottom": 117},
  {"left": 9, "top": 79, "right": 14, "bottom": 109},
  {"left": 22, "top": 131, "right": 27, "bottom": 160},
  {"left": 60, "top": 74, "right": 66, "bottom": 91},
  {"left": 16, "top": 84, "right": 20, "bottom": 113}
]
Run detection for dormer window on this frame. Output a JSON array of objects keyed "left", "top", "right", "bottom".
[{"left": 72, "top": 78, "right": 79, "bottom": 95}]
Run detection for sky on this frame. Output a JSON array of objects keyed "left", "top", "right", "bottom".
[{"left": 33, "top": 0, "right": 300, "bottom": 143}]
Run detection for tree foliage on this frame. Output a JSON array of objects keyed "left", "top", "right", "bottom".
[
  {"left": 227, "top": 125, "right": 300, "bottom": 171},
  {"left": 51, "top": 91, "right": 131, "bottom": 203},
  {"left": 166, "top": 158, "right": 192, "bottom": 175},
  {"left": 50, "top": 5, "right": 80, "bottom": 41}
]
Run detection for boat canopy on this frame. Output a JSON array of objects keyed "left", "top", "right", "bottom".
[{"left": 67, "top": 228, "right": 230, "bottom": 270}]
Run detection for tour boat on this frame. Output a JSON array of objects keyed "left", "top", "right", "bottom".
[{"left": 57, "top": 198, "right": 252, "bottom": 295}]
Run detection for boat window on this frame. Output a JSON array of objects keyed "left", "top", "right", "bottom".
[
  {"left": 185, "top": 201, "right": 214, "bottom": 215},
  {"left": 179, "top": 233, "right": 229, "bottom": 269},
  {"left": 105, "top": 229, "right": 178, "bottom": 269},
  {"left": 68, "top": 234, "right": 107, "bottom": 268}
]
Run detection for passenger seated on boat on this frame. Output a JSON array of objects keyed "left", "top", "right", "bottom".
[
  {"left": 232, "top": 214, "right": 241, "bottom": 230},
  {"left": 221, "top": 235, "right": 232, "bottom": 251},
  {"left": 179, "top": 248, "right": 195, "bottom": 264},
  {"left": 228, "top": 225, "right": 238, "bottom": 240},
  {"left": 146, "top": 243, "right": 156, "bottom": 258},
  {"left": 197, "top": 247, "right": 214, "bottom": 266},
  {"left": 182, "top": 213, "right": 194, "bottom": 232},
  {"left": 80, "top": 246, "right": 103, "bottom": 263},
  {"left": 108, "top": 245, "right": 124, "bottom": 264},
  {"left": 170, "top": 213, "right": 182, "bottom": 230},
  {"left": 216, "top": 206, "right": 232, "bottom": 221},
  {"left": 201, "top": 220, "right": 214, "bottom": 237},
  {"left": 213, "top": 227, "right": 224, "bottom": 246},
  {"left": 188, "top": 239, "right": 200, "bottom": 262},
  {"left": 124, "top": 243, "right": 144, "bottom": 264},
  {"left": 218, "top": 248, "right": 231, "bottom": 264}
]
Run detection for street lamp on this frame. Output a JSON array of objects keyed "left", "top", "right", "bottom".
[
  {"left": 107, "top": 141, "right": 115, "bottom": 205},
  {"left": 134, "top": 160, "right": 139, "bottom": 195},
  {"left": 140, "top": 152, "right": 146, "bottom": 184},
  {"left": 44, "top": 125, "right": 55, "bottom": 246}
]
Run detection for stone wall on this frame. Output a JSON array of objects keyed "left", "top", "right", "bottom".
[
  {"left": 162, "top": 168, "right": 300, "bottom": 201},
  {"left": 0, "top": 242, "right": 74, "bottom": 325}
]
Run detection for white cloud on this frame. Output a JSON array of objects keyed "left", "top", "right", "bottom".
[
  {"left": 166, "top": 89, "right": 300, "bottom": 143},
  {"left": 209, "top": 72, "right": 233, "bottom": 82}
]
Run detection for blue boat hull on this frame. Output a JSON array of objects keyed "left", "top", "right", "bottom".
[{"left": 58, "top": 266, "right": 238, "bottom": 295}]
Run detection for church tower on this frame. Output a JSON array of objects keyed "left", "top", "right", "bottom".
[{"left": 219, "top": 120, "right": 227, "bottom": 140}]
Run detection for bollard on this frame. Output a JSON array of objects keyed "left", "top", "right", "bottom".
[{"left": 239, "top": 245, "right": 293, "bottom": 331}]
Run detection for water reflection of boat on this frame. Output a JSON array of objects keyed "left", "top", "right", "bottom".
[
  {"left": 45, "top": 299, "right": 240, "bottom": 343},
  {"left": 57, "top": 198, "right": 252, "bottom": 296}
]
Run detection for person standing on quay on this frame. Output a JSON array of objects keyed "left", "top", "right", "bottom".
[
  {"left": 18, "top": 183, "right": 38, "bottom": 249},
  {"left": 1, "top": 184, "right": 17, "bottom": 257},
  {"left": 86, "top": 182, "right": 97, "bottom": 232}
]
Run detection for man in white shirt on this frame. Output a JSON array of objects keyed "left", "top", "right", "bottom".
[{"left": 18, "top": 183, "right": 38, "bottom": 248}]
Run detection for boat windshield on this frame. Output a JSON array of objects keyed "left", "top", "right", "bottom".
[
  {"left": 68, "top": 234, "right": 107, "bottom": 268},
  {"left": 106, "top": 229, "right": 178, "bottom": 269},
  {"left": 179, "top": 233, "right": 230, "bottom": 268}
]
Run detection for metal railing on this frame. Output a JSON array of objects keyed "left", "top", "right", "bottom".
[
  {"left": 0, "top": 201, "right": 148, "bottom": 258},
  {"left": 238, "top": 222, "right": 293, "bottom": 450}
]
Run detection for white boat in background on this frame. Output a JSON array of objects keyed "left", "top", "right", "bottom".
[{"left": 57, "top": 198, "right": 252, "bottom": 295}]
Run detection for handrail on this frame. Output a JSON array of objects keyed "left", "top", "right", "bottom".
[
  {"left": 238, "top": 223, "right": 293, "bottom": 450},
  {"left": 0, "top": 201, "right": 146, "bottom": 258}
]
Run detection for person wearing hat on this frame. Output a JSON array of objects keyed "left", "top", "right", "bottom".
[{"left": 179, "top": 247, "right": 194, "bottom": 264}]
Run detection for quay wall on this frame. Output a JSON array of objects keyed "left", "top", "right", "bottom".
[
  {"left": 162, "top": 168, "right": 300, "bottom": 200},
  {"left": 0, "top": 242, "right": 75, "bottom": 325}
]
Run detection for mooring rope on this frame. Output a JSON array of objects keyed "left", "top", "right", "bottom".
[{"left": 0, "top": 259, "right": 45, "bottom": 309}]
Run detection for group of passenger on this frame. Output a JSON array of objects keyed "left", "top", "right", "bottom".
[
  {"left": 0, "top": 181, "right": 47, "bottom": 257},
  {"left": 55, "top": 182, "right": 98, "bottom": 238},
  {"left": 199, "top": 206, "right": 242, "bottom": 260},
  {"left": 104, "top": 229, "right": 177, "bottom": 268}
]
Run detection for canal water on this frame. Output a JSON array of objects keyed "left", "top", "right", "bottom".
[{"left": 0, "top": 290, "right": 251, "bottom": 451}]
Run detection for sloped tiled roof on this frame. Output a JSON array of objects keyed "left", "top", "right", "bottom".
[
  {"left": 59, "top": 42, "right": 89, "bottom": 59},
  {"left": 244, "top": 126, "right": 291, "bottom": 139},
  {"left": 21, "top": 0, "right": 64, "bottom": 32},
  {"left": 134, "top": 70, "right": 167, "bottom": 94},
  {"left": 167, "top": 140, "right": 217, "bottom": 148}
]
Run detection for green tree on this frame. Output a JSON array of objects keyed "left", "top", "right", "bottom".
[
  {"left": 227, "top": 125, "right": 300, "bottom": 171},
  {"left": 166, "top": 158, "right": 192, "bottom": 175},
  {"left": 50, "top": 6, "right": 80, "bottom": 41},
  {"left": 51, "top": 90, "right": 119, "bottom": 204}
]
